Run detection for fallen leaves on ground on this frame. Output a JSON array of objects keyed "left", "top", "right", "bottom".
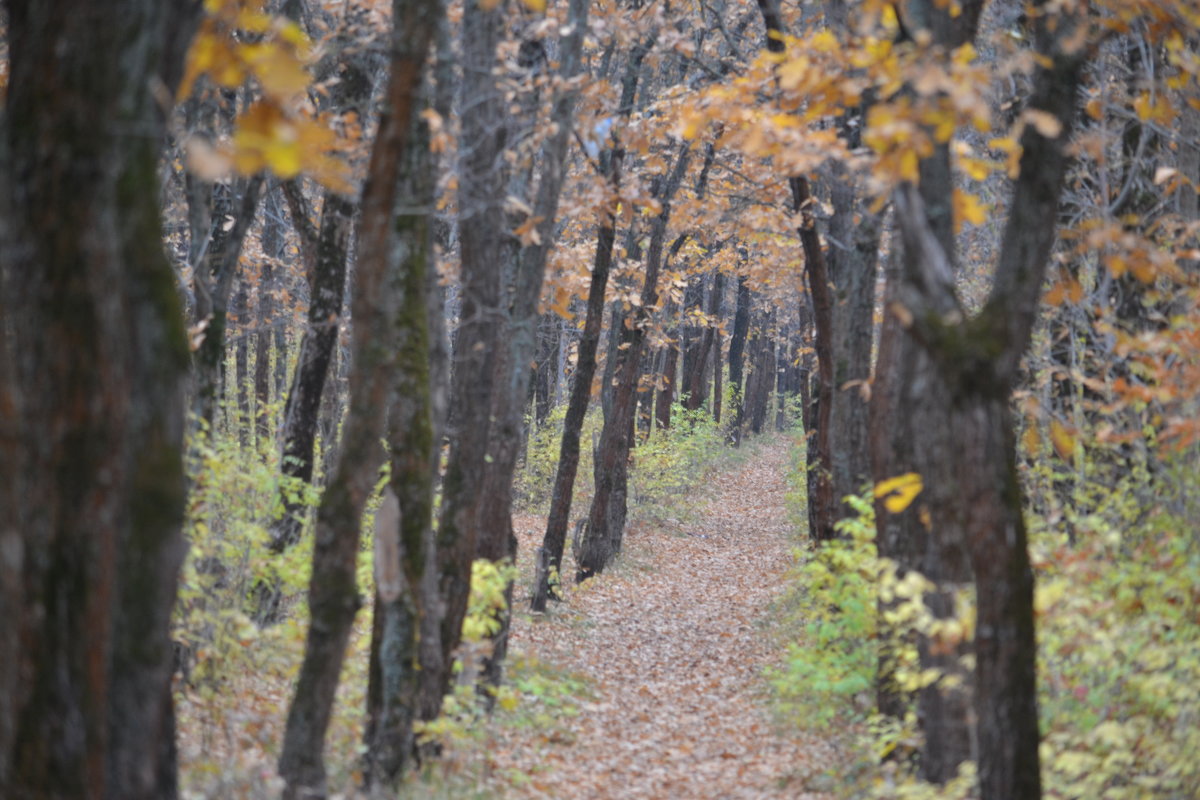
[{"left": 493, "top": 436, "right": 835, "bottom": 798}]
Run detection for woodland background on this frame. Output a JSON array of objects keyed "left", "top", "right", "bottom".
[{"left": 0, "top": 0, "right": 1198, "bottom": 798}]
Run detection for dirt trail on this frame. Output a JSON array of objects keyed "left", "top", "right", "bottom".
[{"left": 496, "top": 437, "right": 834, "bottom": 799}]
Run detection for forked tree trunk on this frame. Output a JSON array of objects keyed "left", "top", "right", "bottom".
[
  {"left": 362, "top": 93, "right": 442, "bottom": 785},
  {"left": 869, "top": 0, "right": 983, "bottom": 781},
  {"left": 532, "top": 35, "right": 650, "bottom": 611},
  {"left": 576, "top": 143, "right": 692, "bottom": 580},
  {"left": 885, "top": 4, "right": 1085, "bottom": 793},
  {"left": 0, "top": 2, "right": 199, "bottom": 796},
  {"left": 277, "top": 0, "right": 438, "bottom": 792}
]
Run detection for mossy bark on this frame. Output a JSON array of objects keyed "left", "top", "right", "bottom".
[
  {"left": 0, "top": 2, "right": 198, "bottom": 796},
  {"left": 277, "top": 0, "right": 439, "bottom": 793}
]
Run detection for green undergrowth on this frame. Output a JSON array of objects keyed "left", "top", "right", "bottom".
[
  {"left": 516, "top": 399, "right": 751, "bottom": 525},
  {"left": 770, "top": 437, "right": 1200, "bottom": 800},
  {"left": 178, "top": 380, "right": 783, "bottom": 796}
]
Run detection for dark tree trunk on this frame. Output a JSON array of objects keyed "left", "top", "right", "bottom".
[
  {"left": 276, "top": 0, "right": 438, "bottom": 792},
  {"left": 269, "top": 192, "right": 355, "bottom": 553},
  {"left": 678, "top": 280, "right": 704, "bottom": 413},
  {"left": 431, "top": 0, "right": 507, "bottom": 705},
  {"left": 254, "top": 258, "right": 280, "bottom": 444},
  {"left": 726, "top": 275, "right": 751, "bottom": 443},
  {"left": 789, "top": 177, "right": 837, "bottom": 542},
  {"left": 0, "top": 2, "right": 199, "bottom": 796},
  {"left": 867, "top": 0, "right": 984, "bottom": 781},
  {"left": 655, "top": 341, "right": 679, "bottom": 431},
  {"left": 755, "top": 0, "right": 838, "bottom": 539},
  {"left": 884, "top": 3, "right": 1085, "bottom": 794},
  {"left": 825, "top": 170, "right": 880, "bottom": 506},
  {"left": 232, "top": 282, "right": 252, "bottom": 442},
  {"left": 683, "top": 268, "right": 724, "bottom": 412},
  {"left": 744, "top": 321, "right": 775, "bottom": 436},
  {"left": 190, "top": 175, "right": 265, "bottom": 429},
  {"left": 576, "top": 143, "right": 692, "bottom": 581},
  {"left": 363, "top": 101, "right": 440, "bottom": 786},
  {"left": 534, "top": 313, "right": 561, "bottom": 426},
  {"left": 532, "top": 34, "right": 648, "bottom": 612}
]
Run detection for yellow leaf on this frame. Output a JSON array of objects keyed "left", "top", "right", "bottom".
[
  {"left": 520, "top": 0, "right": 546, "bottom": 11},
  {"left": 874, "top": 472, "right": 923, "bottom": 513},
  {"left": 959, "top": 155, "right": 991, "bottom": 181},
  {"left": 243, "top": 41, "right": 310, "bottom": 99},
  {"left": 779, "top": 56, "right": 810, "bottom": 91},
  {"left": 1023, "top": 109, "right": 1062, "bottom": 138},
  {"left": 1022, "top": 423, "right": 1041, "bottom": 455},
  {"left": 1049, "top": 419, "right": 1076, "bottom": 460},
  {"left": 1106, "top": 253, "right": 1128, "bottom": 278},
  {"left": 810, "top": 29, "right": 839, "bottom": 54},
  {"left": 952, "top": 189, "right": 987, "bottom": 232},
  {"left": 989, "top": 136, "right": 1023, "bottom": 178}
]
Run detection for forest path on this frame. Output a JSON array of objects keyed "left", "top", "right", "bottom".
[{"left": 495, "top": 435, "right": 834, "bottom": 799}]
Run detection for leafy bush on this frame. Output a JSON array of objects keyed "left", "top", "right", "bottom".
[
  {"left": 513, "top": 405, "right": 603, "bottom": 513},
  {"left": 629, "top": 402, "right": 728, "bottom": 521},
  {"left": 768, "top": 492, "right": 882, "bottom": 728},
  {"left": 773, "top": 437, "right": 1200, "bottom": 800}
]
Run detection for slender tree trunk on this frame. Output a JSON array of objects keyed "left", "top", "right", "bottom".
[
  {"left": 191, "top": 176, "right": 265, "bottom": 429},
  {"left": 277, "top": 0, "right": 438, "bottom": 792},
  {"left": 363, "top": 100, "right": 439, "bottom": 786},
  {"left": 684, "top": 268, "right": 724, "bottom": 411},
  {"left": 0, "top": 2, "right": 198, "bottom": 796},
  {"left": 576, "top": 143, "right": 692, "bottom": 580},
  {"left": 532, "top": 34, "right": 648, "bottom": 611},
  {"left": 268, "top": 193, "right": 355, "bottom": 554},
  {"left": 726, "top": 275, "right": 751, "bottom": 443},
  {"left": 655, "top": 341, "right": 679, "bottom": 430},
  {"left": 432, "top": 0, "right": 507, "bottom": 704}
]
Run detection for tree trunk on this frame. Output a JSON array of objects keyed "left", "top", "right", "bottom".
[
  {"left": 276, "top": 0, "right": 438, "bottom": 792},
  {"left": 364, "top": 100, "right": 439, "bottom": 786},
  {"left": 576, "top": 143, "right": 692, "bottom": 581},
  {"left": 726, "top": 275, "right": 751, "bottom": 443},
  {"left": 532, "top": 34, "right": 648, "bottom": 611},
  {"left": 886, "top": 4, "right": 1085, "bottom": 792},
  {"left": 190, "top": 175, "right": 265, "bottom": 429},
  {"left": 269, "top": 193, "right": 355, "bottom": 554},
  {"left": 684, "top": 268, "right": 724, "bottom": 412},
  {"left": 825, "top": 170, "right": 880, "bottom": 508},
  {"left": 432, "top": 0, "right": 507, "bottom": 705},
  {"left": 0, "top": 2, "right": 198, "bottom": 796},
  {"left": 655, "top": 340, "right": 678, "bottom": 431}
]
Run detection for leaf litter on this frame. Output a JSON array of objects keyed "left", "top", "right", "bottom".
[{"left": 493, "top": 436, "right": 836, "bottom": 798}]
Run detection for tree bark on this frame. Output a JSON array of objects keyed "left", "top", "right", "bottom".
[
  {"left": 576, "top": 143, "right": 693, "bottom": 580},
  {"left": 532, "top": 34, "right": 649, "bottom": 611},
  {"left": 190, "top": 175, "right": 265, "bottom": 429},
  {"left": 363, "top": 99, "right": 440, "bottom": 786},
  {"left": 276, "top": 0, "right": 438, "bottom": 792},
  {"left": 472, "top": 0, "right": 590, "bottom": 692},
  {"left": 431, "top": 0, "right": 507, "bottom": 705},
  {"left": 0, "top": 2, "right": 199, "bottom": 796},
  {"left": 886, "top": 4, "right": 1085, "bottom": 794},
  {"left": 269, "top": 193, "right": 355, "bottom": 554},
  {"left": 726, "top": 274, "right": 752, "bottom": 443}
]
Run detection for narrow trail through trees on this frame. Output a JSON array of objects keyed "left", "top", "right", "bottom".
[{"left": 497, "top": 437, "right": 834, "bottom": 798}]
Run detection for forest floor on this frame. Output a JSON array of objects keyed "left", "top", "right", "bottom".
[{"left": 479, "top": 435, "right": 836, "bottom": 799}]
